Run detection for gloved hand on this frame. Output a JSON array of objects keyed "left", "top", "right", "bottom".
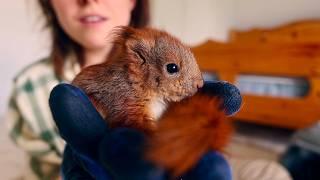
[{"left": 49, "top": 80, "right": 241, "bottom": 180}]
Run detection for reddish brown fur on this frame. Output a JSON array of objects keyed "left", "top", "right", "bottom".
[
  {"left": 72, "top": 27, "right": 203, "bottom": 134},
  {"left": 146, "top": 94, "right": 233, "bottom": 177}
]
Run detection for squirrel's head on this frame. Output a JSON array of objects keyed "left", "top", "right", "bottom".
[{"left": 110, "top": 27, "right": 204, "bottom": 103}]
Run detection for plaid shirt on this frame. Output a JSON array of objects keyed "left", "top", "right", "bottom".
[{"left": 5, "top": 57, "right": 80, "bottom": 179}]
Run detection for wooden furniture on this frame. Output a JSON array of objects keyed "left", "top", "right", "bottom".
[{"left": 191, "top": 20, "right": 320, "bottom": 129}]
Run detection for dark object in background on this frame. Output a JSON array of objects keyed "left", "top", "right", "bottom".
[{"left": 280, "top": 145, "right": 320, "bottom": 180}]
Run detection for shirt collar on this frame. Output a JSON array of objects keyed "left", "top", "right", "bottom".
[{"left": 62, "top": 54, "right": 81, "bottom": 82}]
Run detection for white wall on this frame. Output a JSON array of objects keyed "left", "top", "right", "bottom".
[
  {"left": 151, "top": 0, "right": 320, "bottom": 43},
  {"left": 0, "top": 0, "right": 50, "bottom": 116},
  {"left": 233, "top": 0, "right": 320, "bottom": 30},
  {"left": 151, "top": 0, "right": 234, "bottom": 45}
]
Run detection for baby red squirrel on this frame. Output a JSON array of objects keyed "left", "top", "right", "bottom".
[
  {"left": 72, "top": 27, "right": 231, "bottom": 177},
  {"left": 72, "top": 27, "right": 204, "bottom": 133}
]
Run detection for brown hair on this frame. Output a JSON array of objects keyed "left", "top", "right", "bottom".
[{"left": 37, "top": 0, "right": 150, "bottom": 79}]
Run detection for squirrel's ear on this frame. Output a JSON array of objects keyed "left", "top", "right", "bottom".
[
  {"left": 125, "top": 37, "right": 149, "bottom": 66},
  {"left": 112, "top": 26, "right": 148, "bottom": 65},
  {"left": 128, "top": 43, "right": 148, "bottom": 65},
  {"left": 111, "top": 26, "right": 136, "bottom": 51}
]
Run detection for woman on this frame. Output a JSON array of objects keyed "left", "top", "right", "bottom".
[
  {"left": 6, "top": 0, "right": 291, "bottom": 179},
  {"left": 6, "top": 0, "right": 149, "bottom": 179}
]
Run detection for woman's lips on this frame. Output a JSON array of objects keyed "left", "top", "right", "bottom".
[{"left": 79, "top": 15, "right": 107, "bottom": 24}]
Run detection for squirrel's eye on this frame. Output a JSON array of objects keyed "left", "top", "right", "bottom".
[{"left": 166, "top": 63, "right": 179, "bottom": 74}]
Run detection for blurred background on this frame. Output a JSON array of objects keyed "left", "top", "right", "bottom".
[
  {"left": 2, "top": 0, "right": 320, "bottom": 115},
  {"left": 3, "top": 0, "right": 320, "bottom": 115},
  {"left": 1, "top": 0, "right": 320, "bottom": 179}
]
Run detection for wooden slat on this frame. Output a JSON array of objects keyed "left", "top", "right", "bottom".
[
  {"left": 234, "top": 94, "right": 320, "bottom": 129},
  {"left": 230, "top": 20, "right": 320, "bottom": 44},
  {"left": 193, "top": 41, "right": 320, "bottom": 77}
]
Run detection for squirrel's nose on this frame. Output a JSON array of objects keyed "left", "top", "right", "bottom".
[{"left": 194, "top": 79, "right": 204, "bottom": 89}]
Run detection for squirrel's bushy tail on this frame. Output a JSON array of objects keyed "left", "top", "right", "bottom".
[{"left": 146, "top": 94, "right": 233, "bottom": 177}]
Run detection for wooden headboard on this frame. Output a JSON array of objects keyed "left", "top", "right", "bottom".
[
  {"left": 191, "top": 20, "right": 320, "bottom": 129},
  {"left": 230, "top": 20, "right": 320, "bottom": 43}
]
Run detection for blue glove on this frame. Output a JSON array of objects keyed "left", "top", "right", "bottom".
[
  {"left": 49, "top": 80, "right": 241, "bottom": 180},
  {"left": 50, "top": 83, "right": 164, "bottom": 180}
]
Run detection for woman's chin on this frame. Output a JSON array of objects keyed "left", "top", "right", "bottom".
[{"left": 81, "top": 41, "right": 110, "bottom": 52}]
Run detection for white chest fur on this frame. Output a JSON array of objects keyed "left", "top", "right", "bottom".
[{"left": 148, "top": 97, "right": 167, "bottom": 121}]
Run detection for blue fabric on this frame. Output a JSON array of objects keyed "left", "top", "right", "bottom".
[
  {"left": 61, "top": 145, "right": 94, "bottom": 180},
  {"left": 201, "top": 80, "right": 242, "bottom": 116},
  {"left": 50, "top": 84, "right": 107, "bottom": 159},
  {"left": 180, "top": 151, "right": 232, "bottom": 180},
  {"left": 97, "top": 128, "right": 165, "bottom": 180},
  {"left": 62, "top": 145, "right": 111, "bottom": 180},
  {"left": 49, "top": 81, "right": 241, "bottom": 179}
]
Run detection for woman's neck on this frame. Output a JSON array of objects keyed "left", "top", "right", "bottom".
[{"left": 82, "top": 45, "right": 112, "bottom": 68}]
